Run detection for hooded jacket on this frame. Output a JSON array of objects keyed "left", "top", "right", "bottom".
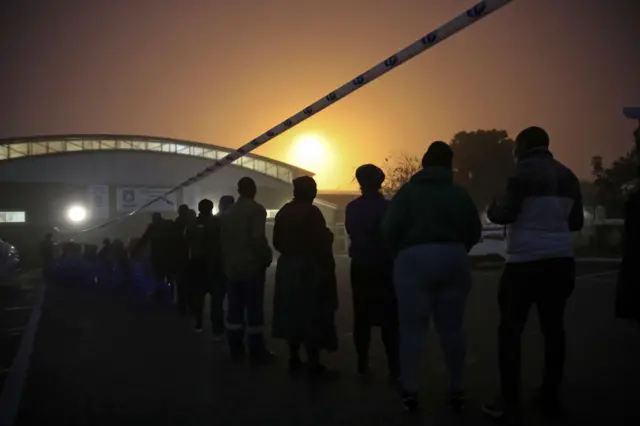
[
  {"left": 487, "top": 147, "right": 583, "bottom": 263},
  {"left": 381, "top": 166, "right": 481, "bottom": 254}
]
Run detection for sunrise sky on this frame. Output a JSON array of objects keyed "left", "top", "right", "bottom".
[{"left": 1, "top": 0, "right": 639, "bottom": 189}]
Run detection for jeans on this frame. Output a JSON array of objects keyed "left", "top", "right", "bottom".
[
  {"left": 394, "top": 243, "right": 471, "bottom": 394},
  {"left": 226, "top": 270, "right": 267, "bottom": 356},
  {"left": 498, "top": 257, "right": 575, "bottom": 407}
]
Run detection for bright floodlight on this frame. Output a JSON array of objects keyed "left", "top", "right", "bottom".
[{"left": 67, "top": 205, "right": 88, "bottom": 223}]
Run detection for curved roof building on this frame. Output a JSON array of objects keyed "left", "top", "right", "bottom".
[
  {"left": 0, "top": 134, "right": 310, "bottom": 184},
  {"left": 0, "top": 134, "right": 321, "bottom": 260}
]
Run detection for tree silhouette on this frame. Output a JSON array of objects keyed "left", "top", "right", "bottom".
[
  {"left": 382, "top": 129, "right": 516, "bottom": 210},
  {"left": 382, "top": 153, "right": 420, "bottom": 197},
  {"left": 591, "top": 148, "right": 638, "bottom": 217},
  {"left": 449, "top": 130, "right": 515, "bottom": 210}
]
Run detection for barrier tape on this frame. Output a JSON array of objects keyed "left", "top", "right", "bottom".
[{"left": 64, "top": 0, "right": 515, "bottom": 234}]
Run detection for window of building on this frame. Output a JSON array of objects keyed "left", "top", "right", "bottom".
[{"left": 0, "top": 211, "right": 26, "bottom": 223}]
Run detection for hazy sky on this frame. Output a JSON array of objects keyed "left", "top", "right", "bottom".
[{"left": 1, "top": 0, "right": 639, "bottom": 189}]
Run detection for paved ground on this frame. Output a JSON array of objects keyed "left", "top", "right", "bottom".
[
  {"left": 6, "top": 259, "right": 640, "bottom": 425},
  {"left": 0, "top": 270, "right": 41, "bottom": 395}
]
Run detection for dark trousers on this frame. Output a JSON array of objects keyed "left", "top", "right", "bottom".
[
  {"left": 226, "top": 270, "right": 267, "bottom": 356},
  {"left": 175, "top": 264, "right": 190, "bottom": 314},
  {"left": 498, "top": 257, "right": 575, "bottom": 407},
  {"left": 288, "top": 340, "right": 320, "bottom": 367},
  {"left": 351, "top": 260, "right": 400, "bottom": 376},
  {"left": 189, "top": 261, "right": 226, "bottom": 334}
]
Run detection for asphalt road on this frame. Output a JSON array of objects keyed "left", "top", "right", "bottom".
[
  {"left": 0, "top": 271, "right": 41, "bottom": 396},
  {"left": 9, "top": 259, "right": 640, "bottom": 426}
]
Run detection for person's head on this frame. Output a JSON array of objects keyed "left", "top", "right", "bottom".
[
  {"left": 292, "top": 176, "right": 318, "bottom": 203},
  {"left": 422, "top": 141, "right": 453, "bottom": 169},
  {"left": 151, "top": 212, "right": 162, "bottom": 224},
  {"left": 188, "top": 209, "right": 197, "bottom": 220},
  {"left": 102, "top": 238, "right": 111, "bottom": 246},
  {"left": 513, "top": 126, "right": 550, "bottom": 160},
  {"left": 198, "top": 198, "right": 214, "bottom": 216},
  {"left": 177, "top": 204, "right": 189, "bottom": 218},
  {"left": 355, "top": 164, "right": 385, "bottom": 194},
  {"left": 218, "top": 195, "right": 235, "bottom": 213},
  {"left": 238, "top": 177, "right": 257, "bottom": 199}
]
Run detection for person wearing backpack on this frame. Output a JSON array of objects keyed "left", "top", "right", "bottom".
[{"left": 187, "top": 199, "right": 224, "bottom": 336}]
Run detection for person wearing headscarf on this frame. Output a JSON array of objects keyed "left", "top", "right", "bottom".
[
  {"left": 382, "top": 141, "right": 481, "bottom": 413},
  {"left": 345, "top": 164, "right": 399, "bottom": 379},
  {"left": 272, "top": 176, "right": 339, "bottom": 376}
]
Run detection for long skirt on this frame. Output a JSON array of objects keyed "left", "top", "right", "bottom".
[{"left": 272, "top": 254, "right": 338, "bottom": 351}]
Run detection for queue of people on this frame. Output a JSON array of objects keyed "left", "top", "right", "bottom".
[{"left": 38, "top": 124, "right": 639, "bottom": 426}]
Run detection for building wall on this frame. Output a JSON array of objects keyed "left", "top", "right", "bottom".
[{"left": 0, "top": 151, "right": 347, "bottom": 265}]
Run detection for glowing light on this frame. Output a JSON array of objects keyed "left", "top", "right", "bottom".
[
  {"left": 67, "top": 205, "right": 88, "bottom": 223},
  {"left": 287, "top": 133, "right": 332, "bottom": 174}
]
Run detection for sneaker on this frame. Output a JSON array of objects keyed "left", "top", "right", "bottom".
[
  {"left": 447, "top": 390, "right": 467, "bottom": 413},
  {"left": 357, "top": 362, "right": 370, "bottom": 376},
  {"left": 482, "top": 398, "right": 522, "bottom": 426},
  {"left": 401, "top": 391, "right": 418, "bottom": 412},
  {"left": 288, "top": 357, "right": 305, "bottom": 373},
  {"left": 531, "top": 391, "right": 567, "bottom": 421},
  {"left": 308, "top": 364, "right": 340, "bottom": 380},
  {"left": 250, "top": 350, "right": 277, "bottom": 366}
]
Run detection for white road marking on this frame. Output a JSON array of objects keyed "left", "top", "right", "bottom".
[{"left": 0, "top": 281, "right": 46, "bottom": 426}]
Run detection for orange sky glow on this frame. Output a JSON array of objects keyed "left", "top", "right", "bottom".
[{"left": 1, "top": 0, "right": 639, "bottom": 189}]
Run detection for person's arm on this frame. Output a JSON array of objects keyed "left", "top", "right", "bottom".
[
  {"left": 567, "top": 173, "right": 584, "bottom": 232},
  {"left": 249, "top": 205, "right": 272, "bottom": 267},
  {"left": 344, "top": 202, "right": 355, "bottom": 238},
  {"left": 464, "top": 192, "right": 482, "bottom": 251},
  {"left": 133, "top": 225, "right": 152, "bottom": 257},
  {"left": 487, "top": 170, "right": 525, "bottom": 225},
  {"left": 272, "top": 210, "right": 284, "bottom": 254},
  {"left": 381, "top": 186, "right": 409, "bottom": 253}
]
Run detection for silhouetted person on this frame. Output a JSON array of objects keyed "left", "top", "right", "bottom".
[
  {"left": 112, "top": 238, "right": 131, "bottom": 282},
  {"left": 220, "top": 177, "right": 274, "bottom": 363},
  {"left": 136, "top": 212, "right": 174, "bottom": 288},
  {"left": 186, "top": 199, "right": 225, "bottom": 337},
  {"left": 173, "top": 204, "right": 192, "bottom": 315},
  {"left": 212, "top": 195, "right": 235, "bottom": 334},
  {"left": 272, "top": 176, "right": 339, "bottom": 376},
  {"left": 218, "top": 195, "right": 235, "bottom": 214},
  {"left": 483, "top": 126, "right": 583, "bottom": 425},
  {"left": 382, "top": 142, "right": 481, "bottom": 413},
  {"left": 345, "top": 164, "right": 399, "bottom": 379},
  {"left": 616, "top": 167, "right": 640, "bottom": 325},
  {"left": 40, "top": 232, "right": 56, "bottom": 279},
  {"left": 98, "top": 238, "right": 112, "bottom": 263}
]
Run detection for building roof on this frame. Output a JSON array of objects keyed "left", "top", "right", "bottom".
[{"left": 0, "top": 134, "right": 313, "bottom": 184}]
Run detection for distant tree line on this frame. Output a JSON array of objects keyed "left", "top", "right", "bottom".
[
  {"left": 383, "top": 129, "right": 515, "bottom": 212},
  {"left": 383, "top": 128, "right": 639, "bottom": 218}
]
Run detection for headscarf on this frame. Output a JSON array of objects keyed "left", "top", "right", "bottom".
[
  {"left": 293, "top": 176, "right": 317, "bottom": 203},
  {"left": 355, "top": 164, "right": 385, "bottom": 192}
]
